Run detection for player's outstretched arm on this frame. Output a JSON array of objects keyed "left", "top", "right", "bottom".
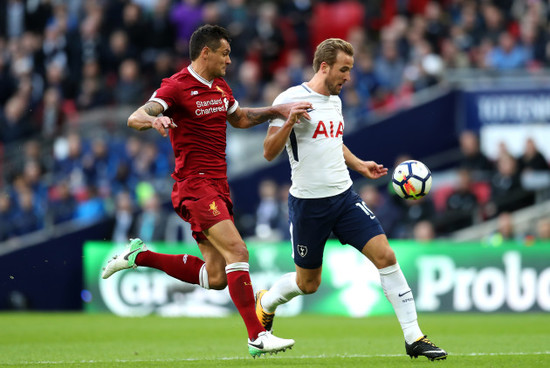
[
  {"left": 343, "top": 144, "right": 388, "bottom": 179},
  {"left": 227, "top": 102, "right": 312, "bottom": 129},
  {"left": 127, "top": 101, "right": 176, "bottom": 137}
]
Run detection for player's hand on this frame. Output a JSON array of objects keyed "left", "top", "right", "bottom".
[
  {"left": 278, "top": 102, "right": 312, "bottom": 121},
  {"left": 360, "top": 161, "right": 388, "bottom": 179},
  {"left": 152, "top": 116, "right": 177, "bottom": 137},
  {"left": 285, "top": 104, "right": 311, "bottom": 127}
]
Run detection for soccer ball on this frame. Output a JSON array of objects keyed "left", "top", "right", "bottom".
[{"left": 392, "top": 160, "right": 432, "bottom": 200}]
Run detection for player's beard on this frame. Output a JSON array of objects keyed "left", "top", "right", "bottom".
[{"left": 326, "top": 80, "right": 343, "bottom": 96}]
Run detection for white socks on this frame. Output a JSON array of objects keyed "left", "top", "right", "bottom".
[
  {"left": 261, "top": 272, "right": 304, "bottom": 313},
  {"left": 260, "top": 265, "right": 422, "bottom": 344},
  {"left": 379, "top": 263, "right": 423, "bottom": 344}
]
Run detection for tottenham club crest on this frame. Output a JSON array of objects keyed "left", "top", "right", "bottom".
[{"left": 297, "top": 244, "right": 308, "bottom": 257}]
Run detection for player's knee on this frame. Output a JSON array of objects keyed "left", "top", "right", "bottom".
[
  {"left": 208, "top": 275, "right": 228, "bottom": 290},
  {"left": 374, "top": 247, "right": 397, "bottom": 269},
  {"left": 297, "top": 279, "right": 320, "bottom": 294},
  {"left": 364, "top": 236, "right": 397, "bottom": 269},
  {"left": 227, "top": 242, "right": 249, "bottom": 262},
  {"left": 300, "top": 283, "right": 320, "bottom": 294}
]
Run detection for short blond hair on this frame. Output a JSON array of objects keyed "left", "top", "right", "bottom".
[{"left": 312, "top": 38, "right": 354, "bottom": 72}]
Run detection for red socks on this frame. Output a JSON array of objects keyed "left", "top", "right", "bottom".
[
  {"left": 226, "top": 262, "right": 265, "bottom": 340},
  {"left": 136, "top": 251, "right": 204, "bottom": 285},
  {"left": 134, "top": 253, "right": 263, "bottom": 340}
]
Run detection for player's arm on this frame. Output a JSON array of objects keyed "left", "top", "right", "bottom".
[
  {"left": 127, "top": 101, "right": 177, "bottom": 137},
  {"left": 343, "top": 144, "right": 388, "bottom": 179},
  {"left": 263, "top": 105, "right": 309, "bottom": 161},
  {"left": 263, "top": 126, "right": 286, "bottom": 161},
  {"left": 227, "top": 102, "right": 312, "bottom": 129}
]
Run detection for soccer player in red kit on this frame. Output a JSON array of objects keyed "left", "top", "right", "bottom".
[{"left": 101, "top": 25, "right": 312, "bottom": 357}]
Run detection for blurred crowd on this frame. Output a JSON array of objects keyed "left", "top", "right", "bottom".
[{"left": 1, "top": 0, "right": 550, "bottom": 244}]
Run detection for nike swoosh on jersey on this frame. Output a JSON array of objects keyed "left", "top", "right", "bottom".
[{"left": 398, "top": 290, "right": 412, "bottom": 297}]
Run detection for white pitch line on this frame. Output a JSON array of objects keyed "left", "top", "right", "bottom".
[{"left": 6, "top": 351, "right": 550, "bottom": 365}]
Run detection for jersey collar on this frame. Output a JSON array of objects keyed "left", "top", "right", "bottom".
[
  {"left": 301, "top": 83, "right": 312, "bottom": 93},
  {"left": 188, "top": 65, "right": 213, "bottom": 88},
  {"left": 302, "top": 82, "right": 331, "bottom": 99}
]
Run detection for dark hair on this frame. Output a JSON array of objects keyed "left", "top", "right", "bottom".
[{"left": 189, "top": 25, "right": 231, "bottom": 61}]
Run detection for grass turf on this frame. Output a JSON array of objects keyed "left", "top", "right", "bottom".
[{"left": 1, "top": 313, "right": 549, "bottom": 367}]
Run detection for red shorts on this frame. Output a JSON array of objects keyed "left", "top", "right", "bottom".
[{"left": 171, "top": 177, "right": 234, "bottom": 242}]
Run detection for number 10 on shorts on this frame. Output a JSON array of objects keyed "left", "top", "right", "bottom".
[{"left": 356, "top": 201, "right": 375, "bottom": 219}]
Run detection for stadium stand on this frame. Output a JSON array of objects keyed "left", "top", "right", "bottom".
[{"left": 0, "top": 0, "right": 549, "bottom": 247}]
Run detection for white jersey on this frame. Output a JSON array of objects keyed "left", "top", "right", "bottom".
[{"left": 270, "top": 83, "right": 352, "bottom": 199}]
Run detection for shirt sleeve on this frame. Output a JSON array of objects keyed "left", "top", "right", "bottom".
[
  {"left": 149, "top": 78, "right": 180, "bottom": 111},
  {"left": 228, "top": 100, "right": 238, "bottom": 114},
  {"left": 149, "top": 91, "right": 168, "bottom": 111}
]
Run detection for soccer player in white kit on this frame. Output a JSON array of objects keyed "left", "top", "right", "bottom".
[{"left": 255, "top": 38, "right": 447, "bottom": 361}]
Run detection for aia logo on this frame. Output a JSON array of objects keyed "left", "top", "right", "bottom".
[
  {"left": 209, "top": 201, "right": 221, "bottom": 216},
  {"left": 312, "top": 121, "right": 344, "bottom": 138}
]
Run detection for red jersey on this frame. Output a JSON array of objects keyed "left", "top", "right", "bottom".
[{"left": 149, "top": 66, "right": 238, "bottom": 180}]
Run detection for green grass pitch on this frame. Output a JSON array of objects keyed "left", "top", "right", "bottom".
[{"left": 1, "top": 313, "right": 549, "bottom": 367}]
